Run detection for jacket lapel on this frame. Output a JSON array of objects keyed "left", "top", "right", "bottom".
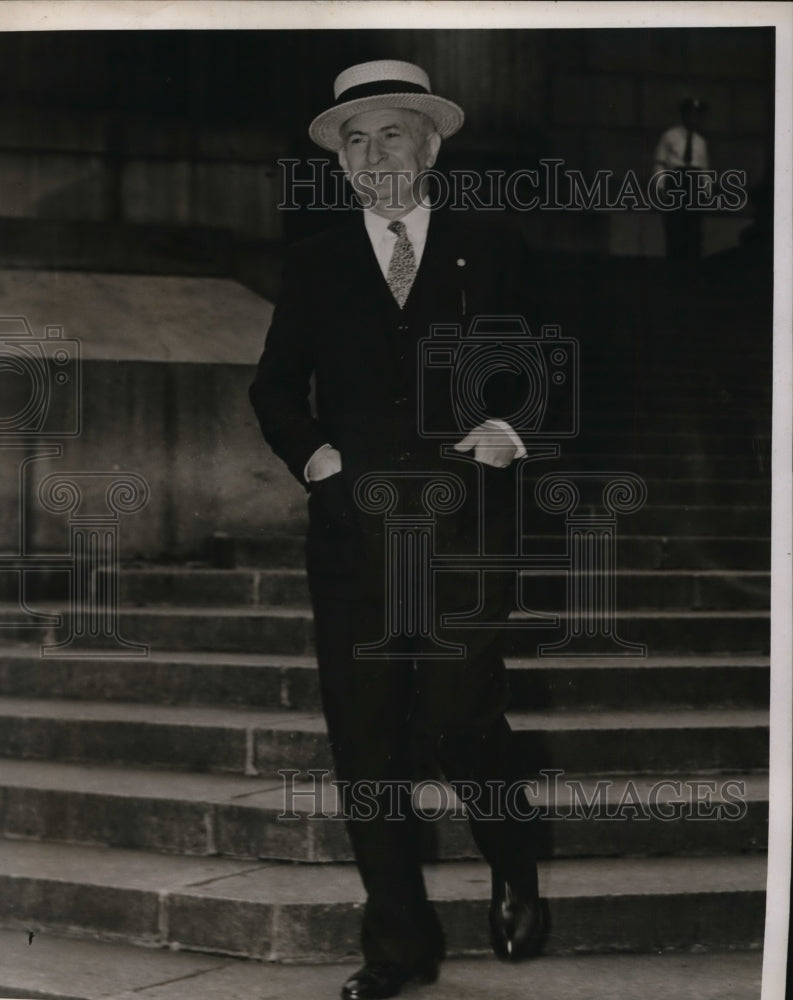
[{"left": 403, "top": 210, "right": 464, "bottom": 324}]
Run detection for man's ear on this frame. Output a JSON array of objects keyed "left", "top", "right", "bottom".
[{"left": 424, "top": 131, "right": 441, "bottom": 169}]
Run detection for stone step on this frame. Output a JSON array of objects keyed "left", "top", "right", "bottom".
[
  {"left": 109, "top": 567, "right": 770, "bottom": 612},
  {"left": 0, "top": 646, "right": 768, "bottom": 711},
  {"left": 642, "top": 479, "right": 770, "bottom": 504},
  {"left": 0, "top": 839, "right": 766, "bottom": 959},
  {"left": 3, "top": 534, "right": 771, "bottom": 608},
  {"left": 0, "top": 928, "right": 766, "bottom": 1000},
  {"left": 472, "top": 538, "right": 769, "bottom": 572},
  {"left": 503, "top": 608, "right": 770, "bottom": 657},
  {"left": 580, "top": 353, "right": 769, "bottom": 373},
  {"left": 0, "top": 759, "right": 767, "bottom": 862},
  {"left": 579, "top": 412, "right": 770, "bottom": 435},
  {"left": 517, "top": 454, "right": 769, "bottom": 479},
  {"left": 0, "top": 699, "right": 768, "bottom": 775},
  {"left": 519, "top": 506, "right": 770, "bottom": 540},
  {"left": 582, "top": 357, "right": 770, "bottom": 378},
  {"left": 319, "top": 454, "right": 768, "bottom": 482},
  {"left": 0, "top": 604, "right": 769, "bottom": 655},
  {"left": 254, "top": 707, "right": 769, "bottom": 778},
  {"left": 627, "top": 505, "right": 770, "bottom": 536},
  {"left": 505, "top": 654, "right": 769, "bottom": 711},
  {"left": 578, "top": 391, "right": 770, "bottom": 415},
  {"left": 225, "top": 528, "right": 771, "bottom": 569},
  {"left": 559, "top": 513, "right": 770, "bottom": 546},
  {"left": 561, "top": 431, "right": 771, "bottom": 454}
]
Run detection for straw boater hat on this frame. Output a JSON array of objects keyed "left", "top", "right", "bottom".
[{"left": 308, "top": 59, "right": 464, "bottom": 152}]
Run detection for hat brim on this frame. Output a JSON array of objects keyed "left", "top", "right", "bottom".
[{"left": 308, "top": 93, "right": 464, "bottom": 151}]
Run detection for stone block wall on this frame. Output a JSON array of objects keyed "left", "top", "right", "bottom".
[
  {"left": 0, "top": 360, "right": 304, "bottom": 562},
  {"left": 0, "top": 108, "right": 287, "bottom": 240},
  {"left": 0, "top": 28, "right": 774, "bottom": 260}
]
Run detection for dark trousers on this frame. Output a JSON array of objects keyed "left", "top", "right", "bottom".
[
  {"left": 664, "top": 206, "right": 703, "bottom": 259},
  {"left": 306, "top": 468, "right": 539, "bottom": 965}
]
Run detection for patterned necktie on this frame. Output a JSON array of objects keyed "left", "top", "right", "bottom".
[{"left": 386, "top": 220, "right": 416, "bottom": 308}]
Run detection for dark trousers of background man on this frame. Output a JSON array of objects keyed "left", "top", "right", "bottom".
[
  {"left": 664, "top": 206, "right": 704, "bottom": 259},
  {"left": 663, "top": 167, "right": 704, "bottom": 259},
  {"left": 305, "top": 461, "right": 540, "bottom": 966}
]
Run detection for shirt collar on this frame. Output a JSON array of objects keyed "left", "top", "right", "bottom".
[{"left": 363, "top": 201, "right": 431, "bottom": 244}]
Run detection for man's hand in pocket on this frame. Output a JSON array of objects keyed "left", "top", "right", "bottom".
[{"left": 306, "top": 447, "right": 355, "bottom": 534}]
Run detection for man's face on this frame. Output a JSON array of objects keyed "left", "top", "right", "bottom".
[
  {"left": 338, "top": 107, "right": 441, "bottom": 218},
  {"left": 682, "top": 108, "right": 704, "bottom": 131}
]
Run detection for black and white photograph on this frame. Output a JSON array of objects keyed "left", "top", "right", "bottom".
[{"left": 0, "top": 3, "right": 789, "bottom": 1000}]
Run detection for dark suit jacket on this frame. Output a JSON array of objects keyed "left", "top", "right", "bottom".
[{"left": 249, "top": 208, "right": 537, "bottom": 497}]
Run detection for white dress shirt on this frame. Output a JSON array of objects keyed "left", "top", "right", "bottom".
[
  {"left": 363, "top": 202, "right": 432, "bottom": 277},
  {"left": 653, "top": 125, "right": 709, "bottom": 171}
]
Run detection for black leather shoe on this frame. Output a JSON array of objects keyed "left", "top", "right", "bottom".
[
  {"left": 489, "top": 874, "right": 546, "bottom": 961},
  {"left": 340, "top": 959, "right": 439, "bottom": 999}
]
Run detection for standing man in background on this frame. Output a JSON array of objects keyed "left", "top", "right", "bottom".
[{"left": 653, "top": 97, "right": 710, "bottom": 258}]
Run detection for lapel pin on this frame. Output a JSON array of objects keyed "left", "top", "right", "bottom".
[{"left": 456, "top": 258, "right": 466, "bottom": 267}]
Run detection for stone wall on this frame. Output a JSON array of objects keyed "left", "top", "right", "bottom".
[
  {"left": 0, "top": 269, "right": 295, "bottom": 561},
  {"left": 0, "top": 360, "right": 303, "bottom": 562},
  {"left": 0, "top": 28, "right": 773, "bottom": 259}
]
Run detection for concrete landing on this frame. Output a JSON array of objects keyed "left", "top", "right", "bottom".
[
  {"left": 0, "top": 929, "right": 765, "bottom": 1000},
  {"left": 0, "top": 268, "right": 273, "bottom": 362}
]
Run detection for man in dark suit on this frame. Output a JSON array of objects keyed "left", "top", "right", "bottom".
[{"left": 250, "top": 60, "right": 544, "bottom": 1000}]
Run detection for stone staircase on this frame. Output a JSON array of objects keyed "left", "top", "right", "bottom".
[
  {"left": 0, "top": 249, "right": 773, "bottom": 995},
  {"left": 0, "top": 424, "right": 772, "bottom": 964}
]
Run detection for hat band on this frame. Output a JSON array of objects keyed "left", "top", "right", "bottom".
[{"left": 335, "top": 79, "right": 429, "bottom": 104}]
